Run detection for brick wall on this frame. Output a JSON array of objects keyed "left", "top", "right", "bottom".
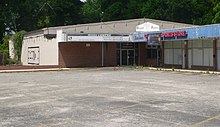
[
  {"left": 103, "top": 43, "right": 117, "bottom": 66},
  {"left": 59, "top": 42, "right": 117, "bottom": 68},
  {"left": 145, "top": 58, "right": 157, "bottom": 67},
  {"left": 139, "top": 43, "right": 146, "bottom": 66}
]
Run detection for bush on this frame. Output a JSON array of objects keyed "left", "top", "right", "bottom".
[
  {"left": 6, "top": 58, "right": 21, "bottom": 65},
  {"left": 0, "top": 31, "right": 25, "bottom": 65}
]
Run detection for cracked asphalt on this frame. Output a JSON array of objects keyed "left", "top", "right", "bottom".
[{"left": 0, "top": 68, "right": 220, "bottom": 127}]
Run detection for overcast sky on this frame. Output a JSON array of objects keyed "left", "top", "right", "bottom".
[{"left": 80, "top": 0, "right": 86, "bottom": 2}]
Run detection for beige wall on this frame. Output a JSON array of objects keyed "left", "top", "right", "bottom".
[{"left": 21, "top": 35, "right": 58, "bottom": 65}]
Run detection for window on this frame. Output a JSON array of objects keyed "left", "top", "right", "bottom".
[
  {"left": 164, "top": 41, "right": 183, "bottom": 65},
  {"left": 147, "top": 48, "right": 157, "bottom": 58},
  {"left": 147, "top": 45, "right": 158, "bottom": 59},
  {"left": 190, "top": 40, "right": 213, "bottom": 66},
  {"left": 217, "top": 40, "right": 220, "bottom": 48}
]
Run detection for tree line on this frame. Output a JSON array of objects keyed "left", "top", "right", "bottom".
[
  {"left": 1, "top": 0, "right": 220, "bottom": 63},
  {"left": 1, "top": 0, "right": 220, "bottom": 38}
]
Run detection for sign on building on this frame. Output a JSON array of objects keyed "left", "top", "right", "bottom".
[
  {"left": 66, "top": 34, "right": 130, "bottom": 42},
  {"left": 161, "top": 30, "right": 187, "bottom": 40},
  {"left": 28, "top": 47, "right": 40, "bottom": 65},
  {"left": 147, "top": 33, "right": 161, "bottom": 45},
  {"left": 136, "top": 22, "right": 160, "bottom": 32}
]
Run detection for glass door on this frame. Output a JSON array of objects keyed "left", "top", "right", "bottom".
[
  {"left": 121, "top": 50, "right": 135, "bottom": 66},
  {"left": 128, "top": 50, "right": 135, "bottom": 65},
  {"left": 122, "top": 50, "right": 128, "bottom": 65},
  {"left": 117, "top": 43, "right": 138, "bottom": 66}
]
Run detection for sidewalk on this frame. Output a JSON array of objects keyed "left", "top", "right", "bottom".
[
  {"left": 144, "top": 67, "right": 220, "bottom": 75},
  {"left": 0, "top": 68, "right": 70, "bottom": 73},
  {"left": 0, "top": 66, "right": 220, "bottom": 75}
]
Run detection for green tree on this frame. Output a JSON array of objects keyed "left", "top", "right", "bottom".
[
  {"left": 81, "top": 0, "right": 145, "bottom": 22},
  {"left": 0, "top": 0, "right": 83, "bottom": 44},
  {"left": 212, "top": 2, "right": 220, "bottom": 23},
  {"left": 0, "top": 35, "right": 10, "bottom": 65},
  {"left": 166, "top": 0, "right": 194, "bottom": 24},
  {"left": 0, "top": 31, "right": 25, "bottom": 64},
  {"left": 81, "top": 0, "right": 103, "bottom": 23},
  {"left": 141, "top": 0, "right": 168, "bottom": 20},
  {"left": 191, "top": 0, "right": 215, "bottom": 25}
]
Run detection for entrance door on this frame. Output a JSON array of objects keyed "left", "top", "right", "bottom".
[
  {"left": 121, "top": 50, "right": 135, "bottom": 66},
  {"left": 146, "top": 45, "right": 161, "bottom": 67},
  {"left": 128, "top": 50, "right": 135, "bottom": 65},
  {"left": 122, "top": 50, "right": 128, "bottom": 65}
]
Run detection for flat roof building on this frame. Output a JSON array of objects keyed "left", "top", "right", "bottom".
[
  {"left": 21, "top": 18, "right": 195, "bottom": 67},
  {"left": 131, "top": 23, "right": 220, "bottom": 71}
]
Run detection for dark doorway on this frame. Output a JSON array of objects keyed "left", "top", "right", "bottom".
[
  {"left": 117, "top": 43, "right": 138, "bottom": 66},
  {"left": 146, "top": 45, "right": 161, "bottom": 67}
]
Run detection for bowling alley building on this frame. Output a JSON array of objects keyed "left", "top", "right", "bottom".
[
  {"left": 23, "top": 18, "right": 220, "bottom": 71},
  {"left": 21, "top": 18, "right": 195, "bottom": 68}
]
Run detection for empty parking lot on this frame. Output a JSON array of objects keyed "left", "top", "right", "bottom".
[{"left": 0, "top": 68, "right": 220, "bottom": 127}]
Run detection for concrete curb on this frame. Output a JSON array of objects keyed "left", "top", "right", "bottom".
[
  {"left": 144, "top": 67, "right": 220, "bottom": 75},
  {"left": 0, "top": 68, "right": 70, "bottom": 73},
  {"left": 0, "top": 66, "right": 220, "bottom": 75}
]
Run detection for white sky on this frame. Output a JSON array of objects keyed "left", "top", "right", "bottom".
[{"left": 80, "top": 0, "right": 87, "bottom": 2}]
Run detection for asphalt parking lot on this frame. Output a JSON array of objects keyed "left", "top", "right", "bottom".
[{"left": 0, "top": 68, "right": 220, "bottom": 127}]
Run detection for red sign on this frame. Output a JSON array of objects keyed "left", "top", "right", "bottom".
[{"left": 161, "top": 31, "right": 187, "bottom": 38}]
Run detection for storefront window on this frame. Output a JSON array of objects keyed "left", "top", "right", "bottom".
[
  {"left": 173, "top": 41, "right": 183, "bottom": 48},
  {"left": 164, "top": 41, "right": 172, "bottom": 48},
  {"left": 192, "top": 48, "right": 203, "bottom": 66},
  {"left": 188, "top": 41, "right": 193, "bottom": 48},
  {"left": 203, "top": 40, "right": 213, "bottom": 48},
  {"left": 190, "top": 39, "right": 213, "bottom": 67},
  {"left": 164, "top": 49, "right": 173, "bottom": 64},
  {"left": 147, "top": 48, "right": 157, "bottom": 58},
  {"left": 192, "top": 41, "right": 202, "bottom": 48},
  {"left": 164, "top": 42, "right": 173, "bottom": 64},
  {"left": 173, "top": 49, "right": 183, "bottom": 64},
  {"left": 217, "top": 40, "right": 220, "bottom": 48},
  {"left": 164, "top": 41, "right": 183, "bottom": 65},
  {"left": 203, "top": 48, "right": 213, "bottom": 66}
]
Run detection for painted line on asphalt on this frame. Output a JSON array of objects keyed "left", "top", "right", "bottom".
[
  {"left": 112, "top": 103, "right": 183, "bottom": 126},
  {"left": 192, "top": 113, "right": 220, "bottom": 126}
]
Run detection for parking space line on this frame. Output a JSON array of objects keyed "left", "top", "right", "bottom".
[
  {"left": 112, "top": 103, "right": 183, "bottom": 126},
  {"left": 192, "top": 114, "right": 220, "bottom": 126}
]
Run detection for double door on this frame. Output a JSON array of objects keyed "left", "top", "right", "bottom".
[{"left": 121, "top": 50, "right": 135, "bottom": 66}]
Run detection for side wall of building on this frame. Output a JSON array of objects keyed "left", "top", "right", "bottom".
[{"left": 21, "top": 35, "right": 58, "bottom": 65}]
